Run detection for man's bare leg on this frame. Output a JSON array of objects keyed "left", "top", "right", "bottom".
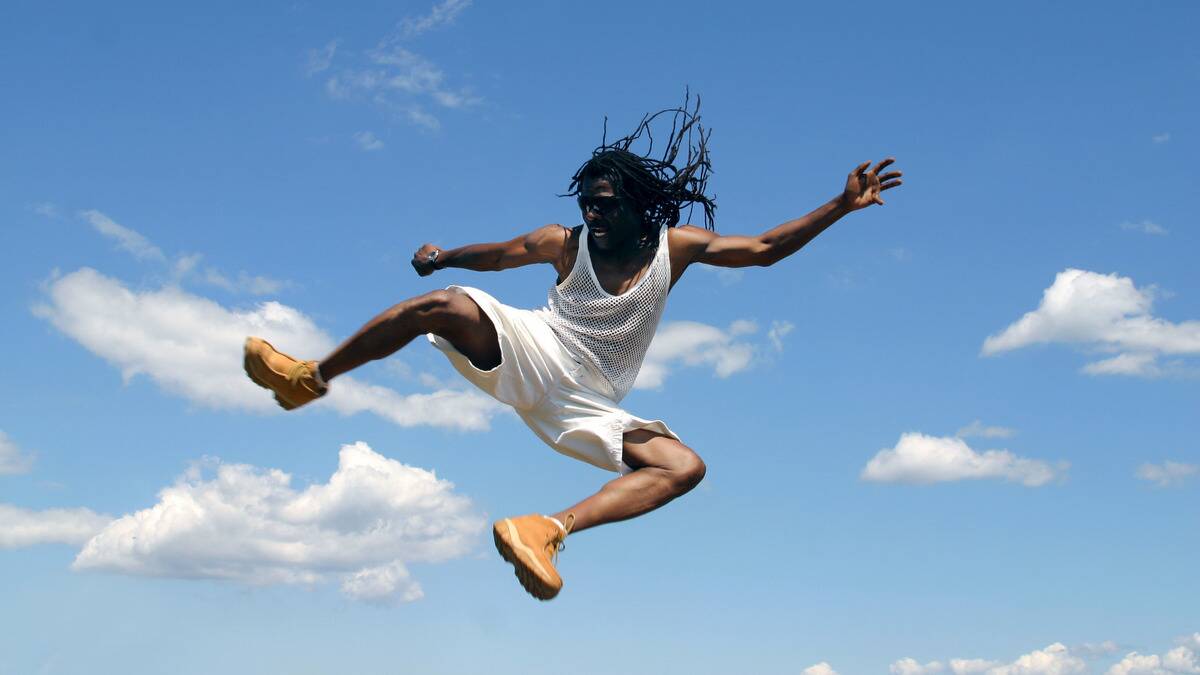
[
  {"left": 318, "top": 289, "right": 501, "bottom": 381},
  {"left": 551, "top": 429, "right": 706, "bottom": 534}
]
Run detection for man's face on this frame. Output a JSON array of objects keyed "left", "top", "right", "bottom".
[{"left": 578, "top": 178, "right": 642, "bottom": 251}]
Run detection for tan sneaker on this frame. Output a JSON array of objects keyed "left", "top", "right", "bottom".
[
  {"left": 243, "top": 337, "right": 327, "bottom": 410},
  {"left": 493, "top": 513, "right": 574, "bottom": 601}
]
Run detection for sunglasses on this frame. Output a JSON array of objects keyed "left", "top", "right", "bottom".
[{"left": 577, "top": 195, "right": 623, "bottom": 214}]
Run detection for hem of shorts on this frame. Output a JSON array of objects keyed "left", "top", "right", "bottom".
[
  {"left": 554, "top": 412, "right": 680, "bottom": 476},
  {"left": 425, "top": 285, "right": 504, "bottom": 378}
]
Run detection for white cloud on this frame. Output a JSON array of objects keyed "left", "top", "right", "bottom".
[
  {"left": 1136, "top": 461, "right": 1198, "bottom": 488},
  {"left": 0, "top": 504, "right": 112, "bottom": 549},
  {"left": 341, "top": 561, "right": 423, "bottom": 604},
  {"left": 399, "top": 0, "right": 472, "bottom": 37},
  {"left": 876, "top": 636, "right": 1197, "bottom": 675},
  {"left": 1107, "top": 637, "right": 1200, "bottom": 675},
  {"left": 890, "top": 247, "right": 912, "bottom": 262},
  {"left": 305, "top": 39, "right": 338, "bottom": 75},
  {"left": 635, "top": 320, "right": 758, "bottom": 389},
  {"left": 353, "top": 130, "right": 385, "bottom": 151},
  {"left": 1152, "top": 133, "right": 1171, "bottom": 144},
  {"left": 73, "top": 442, "right": 484, "bottom": 604},
  {"left": 80, "top": 209, "right": 165, "bottom": 261},
  {"left": 956, "top": 420, "right": 1017, "bottom": 439},
  {"left": 33, "top": 267, "right": 503, "bottom": 431},
  {"left": 767, "top": 320, "right": 795, "bottom": 352},
  {"left": 986, "top": 643, "right": 1086, "bottom": 674},
  {"left": 982, "top": 269, "right": 1200, "bottom": 377},
  {"left": 0, "top": 430, "right": 34, "bottom": 475},
  {"left": 861, "top": 432, "right": 1065, "bottom": 487},
  {"left": 1081, "top": 353, "right": 1163, "bottom": 377},
  {"left": 1120, "top": 220, "right": 1169, "bottom": 236},
  {"left": 891, "top": 657, "right": 945, "bottom": 674},
  {"left": 950, "top": 659, "right": 1003, "bottom": 674},
  {"left": 803, "top": 663, "right": 839, "bottom": 675}
]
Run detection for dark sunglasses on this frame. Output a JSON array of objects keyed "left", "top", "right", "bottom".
[{"left": 577, "top": 195, "right": 622, "bottom": 214}]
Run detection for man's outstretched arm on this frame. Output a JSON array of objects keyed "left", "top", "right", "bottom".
[
  {"left": 674, "top": 158, "right": 902, "bottom": 270},
  {"left": 411, "top": 224, "right": 570, "bottom": 276}
]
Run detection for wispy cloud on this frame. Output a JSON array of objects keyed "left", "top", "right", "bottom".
[
  {"left": 861, "top": 432, "right": 1065, "bottom": 487},
  {"left": 316, "top": 1, "right": 480, "bottom": 131},
  {"left": 956, "top": 420, "right": 1017, "bottom": 439},
  {"left": 77, "top": 209, "right": 287, "bottom": 296},
  {"left": 353, "top": 130, "right": 385, "bottom": 151},
  {"left": 201, "top": 267, "right": 288, "bottom": 295},
  {"left": 74, "top": 442, "right": 485, "bottom": 605},
  {"left": 0, "top": 503, "right": 112, "bottom": 549},
  {"left": 33, "top": 267, "right": 503, "bottom": 430},
  {"left": 982, "top": 269, "right": 1200, "bottom": 378},
  {"left": 0, "top": 430, "right": 34, "bottom": 475},
  {"left": 1119, "top": 220, "right": 1168, "bottom": 236},
  {"left": 1136, "top": 460, "right": 1198, "bottom": 488},
  {"left": 399, "top": 0, "right": 472, "bottom": 37},
  {"left": 80, "top": 209, "right": 165, "bottom": 261},
  {"left": 30, "top": 202, "right": 61, "bottom": 218},
  {"left": 1152, "top": 132, "right": 1171, "bottom": 144},
  {"left": 767, "top": 320, "right": 794, "bottom": 352},
  {"left": 305, "top": 39, "right": 338, "bottom": 75}
]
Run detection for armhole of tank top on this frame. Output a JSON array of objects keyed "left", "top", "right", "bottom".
[{"left": 554, "top": 225, "right": 587, "bottom": 289}]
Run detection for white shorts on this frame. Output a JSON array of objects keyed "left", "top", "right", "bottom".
[{"left": 426, "top": 285, "right": 680, "bottom": 474}]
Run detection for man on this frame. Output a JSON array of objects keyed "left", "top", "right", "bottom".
[{"left": 243, "top": 101, "right": 902, "bottom": 600}]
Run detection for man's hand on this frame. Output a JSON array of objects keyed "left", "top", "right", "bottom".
[
  {"left": 412, "top": 243, "right": 441, "bottom": 277},
  {"left": 841, "top": 158, "right": 903, "bottom": 212}
]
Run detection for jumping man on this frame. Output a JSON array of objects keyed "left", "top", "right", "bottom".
[{"left": 243, "top": 100, "right": 902, "bottom": 600}]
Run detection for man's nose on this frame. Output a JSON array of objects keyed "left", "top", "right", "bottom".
[{"left": 583, "top": 208, "right": 601, "bottom": 221}]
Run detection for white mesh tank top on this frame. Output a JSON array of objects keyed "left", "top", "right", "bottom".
[{"left": 538, "top": 223, "right": 671, "bottom": 402}]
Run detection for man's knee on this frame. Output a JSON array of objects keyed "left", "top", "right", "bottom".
[
  {"left": 411, "top": 289, "right": 468, "bottom": 334},
  {"left": 671, "top": 449, "right": 706, "bottom": 493}
]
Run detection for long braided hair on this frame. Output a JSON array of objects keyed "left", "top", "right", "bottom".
[{"left": 565, "top": 92, "right": 716, "bottom": 248}]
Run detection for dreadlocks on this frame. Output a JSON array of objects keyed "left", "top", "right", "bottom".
[{"left": 565, "top": 92, "right": 716, "bottom": 246}]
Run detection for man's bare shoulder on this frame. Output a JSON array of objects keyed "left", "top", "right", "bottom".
[
  {"left": 525, "top": 223, "right": 574, "bottom": 254},
  {"left": 670, "top": 224, "right": 717, "bottom": 241},
  {"left": 668, "top": 224, "right": 717, "bottom": 257}
]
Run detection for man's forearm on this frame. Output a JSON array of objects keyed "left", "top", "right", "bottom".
[
  {"left": 433, "top": 242, "right": 506, "bottom": 272},
  {"left": 758, "top": 196, "right": 851, "bottom": 266}
]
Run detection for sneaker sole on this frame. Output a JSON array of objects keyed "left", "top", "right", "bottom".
[{"left": 493, "top": 519, "right": 559, "bottom": 601}]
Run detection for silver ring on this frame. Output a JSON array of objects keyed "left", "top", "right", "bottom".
[{"left": 427, "top": 249, "right": 439, "bottom": 263}]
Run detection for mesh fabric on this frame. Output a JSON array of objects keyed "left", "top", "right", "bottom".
[{"left": 537, "top": 224, "right": 671, "bottom": 402}]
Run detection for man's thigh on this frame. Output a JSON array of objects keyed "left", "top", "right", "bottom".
[
  {"left": 430, "top": 290, "right": 502, "bottom": 371},
  {"left": 622, "top": 429, "right": 701, "bottom": 471}
]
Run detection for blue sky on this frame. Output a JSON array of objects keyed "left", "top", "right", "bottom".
[{"left": 2, "top": 1, "right": 1198, "bottom": 673}]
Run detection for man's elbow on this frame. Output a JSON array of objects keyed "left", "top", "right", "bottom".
[{"left": 752, "top": 241, "right": 778, "bottom": 267}]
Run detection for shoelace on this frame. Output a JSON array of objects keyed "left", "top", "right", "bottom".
[
  {"left": 549, "top": 513, "right": 576, "bottom": 564},
  {"left": 286, "top": 362, "right": 317, "bottom": 389}
]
